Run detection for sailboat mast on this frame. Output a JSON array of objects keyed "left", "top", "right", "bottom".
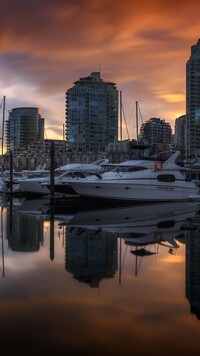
[
  {"left": 136, "top": 100, "right": 139, "bottom": 143},
  {"left": 120, "top": 91, "right": 122, "bottom": 142},
  {"left": 1, "top": 96, "right": 6, "bottom": 172}
]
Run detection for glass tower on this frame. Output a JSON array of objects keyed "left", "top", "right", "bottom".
[
  {"left": 65, "top": 72, "right": 118, "bottom": 152},
  {"left": 186, "top": 39, "right": 200, "bottom": 159},
  {"left": 139, "top": 117, "right": 172, "bottom": 144},
  {"left": 6, "top": 107, "right": 44, "bottom": 152}
]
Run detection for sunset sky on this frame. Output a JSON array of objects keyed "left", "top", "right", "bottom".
[{"left": 1, "top": 0, "right": 200, "bottom": 140}]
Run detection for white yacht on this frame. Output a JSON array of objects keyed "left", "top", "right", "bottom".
[
  {"left": 68, "top": 152, "right": 200, "bottom": 202},
  {"left": 41, "top": 161, "right": 117, "bottom": 196},
  {"left": 15, "top": 170, "right": 50, "bottom": 195},
  {"left": 17, "top": 162, "right": 109, "bottom": 196}
]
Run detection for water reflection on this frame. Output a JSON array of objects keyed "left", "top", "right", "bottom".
[
  {"left": 65, "top": 227, "right": 117, "bottom": 287},
  {"left": 62, "top": 201, "right": 198, "bottom": 250},
  {"left": 7, "top": 211, "right": 44, "bottom": 252},
  {"left": 185, "top": 222, "right": 200, "bottom": 319},
  {"left": 60, "top": 201, "right": 199, "bottom": 278},
  {"left": 2, "top": 196, "right": 200, "bottom": 319},
  {"left": 1, "top": 195, "right": 200, "bottom": 354}
]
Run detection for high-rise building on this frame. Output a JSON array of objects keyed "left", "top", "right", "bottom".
[
  {"left": 6, "top": 107, "right": 44, "bottom": 152},
  {"left": 174, "top": 114, "right": 186, "bottom": 147},
  {"left": 139, "top": 117, "right": 172, "bottom": 144},
  {"left": 186, "top": 39, "right": 200, "bottom": 158},
  {"left": 65, "top": 72, "right": 118, "bottom": 152}
]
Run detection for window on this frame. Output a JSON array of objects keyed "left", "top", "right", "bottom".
[
  {"left": 112, "top": 166, "right": 148, "bottom": 173},
  {"left": 157, "top": 174, "right": 176, "bottom": 182}
]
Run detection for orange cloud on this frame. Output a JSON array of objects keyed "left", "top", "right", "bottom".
[{"left": 1, "top": 0, "right": 200, "bottom": 138}]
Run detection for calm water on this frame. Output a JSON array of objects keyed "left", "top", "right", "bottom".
[{"left": 0, "top": 196, "right": 200, "bottom": 355}]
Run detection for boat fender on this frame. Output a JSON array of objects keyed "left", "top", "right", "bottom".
[{"left": 154, "top": 161, "right": 163, "bottom": 171}]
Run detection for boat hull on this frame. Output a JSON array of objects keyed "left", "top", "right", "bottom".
[
  {"left": 18, "top": 178, "right": 49, "bottom": 195},
  {"left": 69, "top": 180, "right": 198, "bottom": 202},
  {"left": 46, "top": 182, "right": 77, "bottom": 195}
]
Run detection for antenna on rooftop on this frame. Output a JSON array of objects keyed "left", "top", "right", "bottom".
[{"left": 99, "top": 63, "right": 101, "bottom": 76}]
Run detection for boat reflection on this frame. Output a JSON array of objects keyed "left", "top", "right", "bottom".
[
  {"left": 55, "top": 201, "right": 199, "bottom": 280},
  {"left": 2, "top": 196, "right": 200, "bottom": 318},
  {"left": 60, "top": 201, "right": 200, "bottom": 248}
]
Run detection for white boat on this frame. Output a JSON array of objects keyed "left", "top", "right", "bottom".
[
  {"left": 15, "top": 170, "right": 50, "bottom": 195},
  {"left": 68, "top": 152, "right": 200, "bottom": 202},
  {"left": 17, "top": 161, "right": 111, "bottom": 196},
  {"left": 41, "top": 160, "right": 117, "bottom": 196},
  {"left": 2, "top": 168, "right": 51, "bottom": 193}
]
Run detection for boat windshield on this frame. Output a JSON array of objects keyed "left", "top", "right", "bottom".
[
  {"left": 112, "top": 166, "right": 148, "bottom": 173},
  {"left": 59, "top": 171, "right": 95, "bottom": 179}
]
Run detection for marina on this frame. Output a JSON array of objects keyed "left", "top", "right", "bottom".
[{"left": 2, "top": 1, "right": 200, "bottom": 355}]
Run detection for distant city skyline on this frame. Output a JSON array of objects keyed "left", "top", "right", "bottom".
[{"left": 1, "top": 0, "right": 200, "bottom": 140}]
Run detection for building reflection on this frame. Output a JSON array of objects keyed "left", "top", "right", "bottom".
[
  {"left": 65, "top": 227, "right": 117, "bottom": 287},
  {"left": 7, "top": 210, "right": 44, "bottom": 252},
  {"left": 185, "top": 226, "right": 200, "bottom": 319}
]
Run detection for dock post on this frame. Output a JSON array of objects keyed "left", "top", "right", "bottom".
[
  {"left": 9, "top": 151, "right": 13, "bottom": 193},
  {"left": 49, "top": 141, "right": 55, "bottom": 260},
  {"left": 50, "top": 141, "right": 55, "bottom": 199},
  {"left": 50, "top": 201, "right": 54, "bottom": 261}
]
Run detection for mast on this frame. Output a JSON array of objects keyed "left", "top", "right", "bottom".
[
  {"left": 136, "top": 100, "right": 139, "bottom": 143},
  {"left": 62, "top": 123, "right": 65, "bottom": 165},
  {"left": 120, "top": 91, "right": 122, "bottom": 142},
  {"left": 1, "top": 96, "right": 5, "bottom": 172}
]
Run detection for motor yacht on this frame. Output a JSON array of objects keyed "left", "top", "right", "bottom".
[
  {"left": 68, "top": 152, "right": 200, "bottom": 202},
  {"left": 40, "top": 160, "right": 117, "bottom": 196},
  {"left": 1, "top": 168, "right": 50, "bottom": 194},
  {"left": 15, "top": 170, "right": 50, "bottom": 195},
  {"left": 17, "top": 161, "right": 111, "bottom": 196}
]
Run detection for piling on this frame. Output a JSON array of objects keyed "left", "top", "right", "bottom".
[
  {"left": 50, "top": 201, "right": 54, "bottom": 261},
  {"left": 50, "top": 141, "right": 55, "bottom": 199},
  {"left": 9, "top": 151, "right": 13, "bottom": 193},
  {"left": 50, "top": 141, "right": 55, "bottom": 260}
]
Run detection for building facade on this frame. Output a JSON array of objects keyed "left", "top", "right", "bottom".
[
  {"left": 186, "top": 39, "right": 200, "bottom": 159},
  {"left": 4, "top": 139, "right": 67, "bottom": 171},
  {"left": 174, "top": 114, "right": 186, "bottom": 147},
  {"left": 65, "top": 72, "right": 118, "bottom": 152},
  {"left": 139, "top": 117, "right": 172, "bottom": 145},
  {"left": 6, "top": 107, "right": 44, "bottom": 152}
]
